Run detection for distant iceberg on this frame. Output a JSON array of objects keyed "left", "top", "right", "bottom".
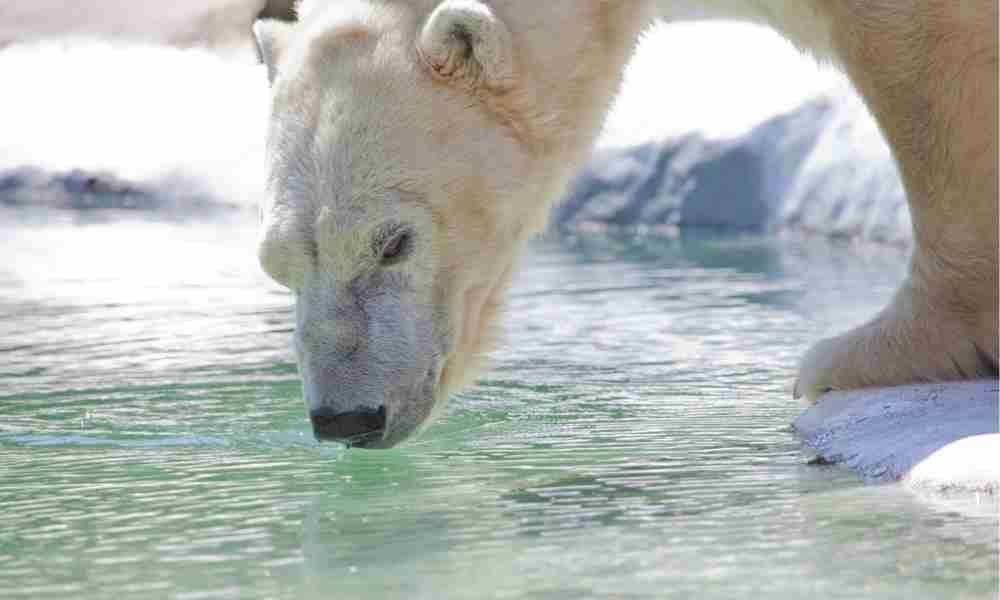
[
  {"left": 558, "top": 87, "right": 911, "bottom": 246},
  {"left": 0, "top": 166, "right": 231, "bottom": 213}
]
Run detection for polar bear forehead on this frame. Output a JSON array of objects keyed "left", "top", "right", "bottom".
[
  {"left": 294, "top": 0, "right": 417, "bottom": 62},
  {"left": 265, "top": 4, "right": 427, "bottom": 202},
  {"left": 261, "top": 0, "right": 533, "bottom": 281},
  {"left": 268, "top": 5, "right": 504, "bottom": 207}
]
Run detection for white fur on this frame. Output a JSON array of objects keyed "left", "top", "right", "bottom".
[{"left": 256, "top": 0, "right": 998, "bottom": 445}]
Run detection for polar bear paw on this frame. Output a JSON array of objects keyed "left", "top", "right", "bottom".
[{"left": 795, "top": 284, "right": 999, "bottom": 402}]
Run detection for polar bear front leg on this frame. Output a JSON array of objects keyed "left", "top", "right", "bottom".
[{"left": 796, "top": 1, "right": 999, "bottom": 400}]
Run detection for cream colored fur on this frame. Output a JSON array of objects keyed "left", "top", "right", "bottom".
[{"left": 255, "top": 0, "right": 998, "bottom": 445}]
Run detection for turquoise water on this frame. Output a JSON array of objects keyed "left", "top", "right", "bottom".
[{"left": 1, "top": 210, "right": 996, "bottom": 599}]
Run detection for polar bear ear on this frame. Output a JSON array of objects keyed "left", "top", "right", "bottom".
[
  {"left": 417, "top": 0, "right": 514, "bottom": 89},
  {"left": 253, "top": 19, "right": 293, "bottom": 85}
]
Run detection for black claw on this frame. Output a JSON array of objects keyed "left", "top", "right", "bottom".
[
  {"left": 973, "top": 342, "right": 999, "bottom": 378},
  {"left": 949, "top": 352, "right": 971, "bottom": 379}
]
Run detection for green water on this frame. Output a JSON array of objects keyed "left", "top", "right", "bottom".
[{"left": 1, "top": 211, "right": 996, "bottom": 599}]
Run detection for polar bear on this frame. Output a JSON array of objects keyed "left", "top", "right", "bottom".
[{"left": 252, "top": 1, "right": 998, "bottom": 447}]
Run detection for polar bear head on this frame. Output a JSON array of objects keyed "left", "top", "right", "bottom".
[{"left": 254, "top": 0, "right": 639, "bottom": 446}]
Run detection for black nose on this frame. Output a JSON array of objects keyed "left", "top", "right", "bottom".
[{"left": 310, "top": 405, "right": 387, "bottom": 446}]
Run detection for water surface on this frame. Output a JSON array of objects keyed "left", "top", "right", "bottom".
[{"left": 1, "top": 210, "right": 996, "bottom": 599}]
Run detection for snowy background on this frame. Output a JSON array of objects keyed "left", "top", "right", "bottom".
[{"left": 0, "top": 3, "right": 910, "bottom": 244}]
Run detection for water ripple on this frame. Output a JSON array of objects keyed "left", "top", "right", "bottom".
[{"left": 1, "top": 221, "right": 995, "bottom": 599}]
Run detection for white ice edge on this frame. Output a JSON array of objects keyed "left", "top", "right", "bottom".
[{"left": 793, "top": 380, "right": 1000, "bottom": 494}]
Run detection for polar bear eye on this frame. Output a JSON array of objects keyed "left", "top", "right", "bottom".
[{"left": 379, "top": 229, "right": 413, "bottom": 266}]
